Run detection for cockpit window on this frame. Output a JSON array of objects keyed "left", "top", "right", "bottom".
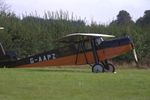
[{"left": 95, "top": 37, "right": 104, "bottom": 46}]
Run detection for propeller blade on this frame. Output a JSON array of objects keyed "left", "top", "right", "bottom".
[{"left": 133, "top": 48, "right": 138, "bottom": 63}]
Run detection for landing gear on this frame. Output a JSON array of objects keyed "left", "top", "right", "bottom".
[
  {"left": 92, "top": 63, "right": 104, "bottom": 73},
  {"left": 104, "top": 63, "right": 115, "bottom": 73},
  {"left": 91, "top": 61, "right": 116, "bottom": 73}
]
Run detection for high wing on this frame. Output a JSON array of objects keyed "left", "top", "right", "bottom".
[
  {"left": 58, "top": 33, "right": 115, "bottom": 43},
  {"left": 64, "top": 33, "right": 115, "bottom": 38}
]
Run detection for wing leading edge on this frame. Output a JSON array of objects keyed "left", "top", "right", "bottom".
[
  {"left": 64, "top": 33, "right": 115, "bottom": 38},
  {"left": 57, "top": 33, "right": 115, "bottom": 43}
]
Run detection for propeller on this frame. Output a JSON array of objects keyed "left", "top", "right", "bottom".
[{"left": 132, "top": 47, "right": 138, "bottom": 64}]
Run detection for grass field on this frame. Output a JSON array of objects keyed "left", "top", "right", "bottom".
[{"left": 0, "top": 67, "right": 150, "bottom": 100}]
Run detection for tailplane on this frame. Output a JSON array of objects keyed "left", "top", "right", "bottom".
[{"left": 0, "top": 43, "right": 17, "bottom": 67}]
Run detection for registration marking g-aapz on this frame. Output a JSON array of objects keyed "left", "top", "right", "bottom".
[{"left": 29, "top": 53, "right": 56, "bottom": 64}]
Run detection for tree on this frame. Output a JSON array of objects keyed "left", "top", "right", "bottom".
[
  {"left": 136, "top": 10, "right": 150, "bottom": 26},
  {"left": 0, "top": 0, "right": 10, "bottom": 13},
  {"left": 110, "top": 10, "right": 134, "bottom": 25}
]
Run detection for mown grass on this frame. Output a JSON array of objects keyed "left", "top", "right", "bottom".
[{"left": 0, "top": 67, "right": 150, "bottom": 100}]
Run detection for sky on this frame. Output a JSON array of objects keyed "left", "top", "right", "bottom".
[{"left": 6, "top": 0, "right": 150, "bottom": 24}]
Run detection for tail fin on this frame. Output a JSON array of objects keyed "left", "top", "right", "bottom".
[
  {"left": 0, "top": 43, "right": 6, "bottom": 56},
  {"left": 0, "top": 43, "right": 6, "bottom": 67}
]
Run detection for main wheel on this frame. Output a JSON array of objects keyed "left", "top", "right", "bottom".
[
  {"left": 104, "top": 63, "right": 115, "bottom": 73},
  {"left": 92, "top": 64, "right": 104, "bottom": 73}
]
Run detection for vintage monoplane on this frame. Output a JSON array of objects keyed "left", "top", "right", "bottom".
[{"left": 0, "top": 33, "right": 138, "bottom": 73}]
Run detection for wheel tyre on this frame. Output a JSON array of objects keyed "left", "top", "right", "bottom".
[
  {"left": 92, "top": 64, "right": 104, "bottom": 73},
  {"left": 104, "top": 63, "right": 115, "bottom": 73}
]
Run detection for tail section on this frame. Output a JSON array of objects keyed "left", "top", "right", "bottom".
[
  {"left": 0, "top": 43, "right": 17, "bottom": 67},
  {"left": 0, "top": 43, "right": 6, "bottom": 67},
  {"left": 0, "top": 43, "right": 6, "bottom": 56}
]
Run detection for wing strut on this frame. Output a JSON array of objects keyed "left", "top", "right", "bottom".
[
  {"left": 75, "top": 38, "right": 89, "bottom": 65},
  {"left": 81, "top": 40, "right": 89, "bottom": 64},
  {"left": 91, "top": 38, "right": 100, "bottom": 64}
]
